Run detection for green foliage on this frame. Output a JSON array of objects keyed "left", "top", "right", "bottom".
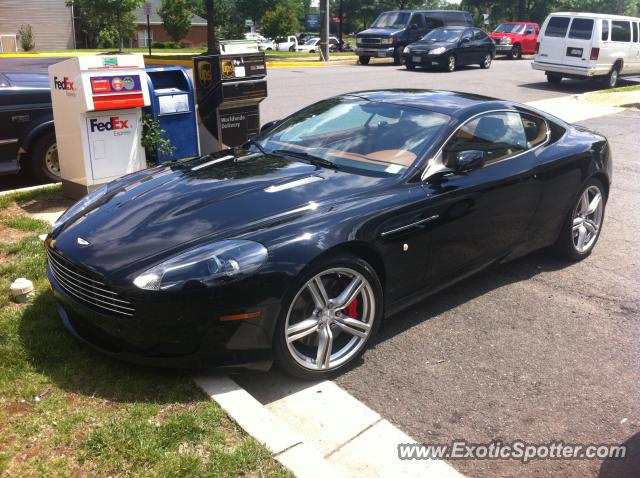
[
  {"left": 67, "top": 0, "right": 141, "bottom": 49},
  {"left": 17, "top": 24, "right": 35, "bottom": 51},
  {"left": 142, "top": 114, "right": 176, "bottom": 160},
  {"left": 158, "top": 0, "right": 194, "bottom": 44},
  {"left": 98, "top": 26, "right": 120, "bottom": 48},
  {"left": 261, "top": 4, "right": 299, "bottom": 44}
]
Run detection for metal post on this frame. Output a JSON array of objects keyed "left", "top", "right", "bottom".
[{"left": 319, "top": 0, "right": 329, "bottom": 61}]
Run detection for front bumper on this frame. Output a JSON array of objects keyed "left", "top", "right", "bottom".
[
  {"left": 48, "top": 263, "right": 280, "bottom": 370},
  {"left": 403, "top": 52, "right": 447, "bottom": 67},
  {"left": 495, "top": 44, "right": 514, "bottom": 52},
  {"left": 356, "top": 47, "right": 395, "bottom": 58}
]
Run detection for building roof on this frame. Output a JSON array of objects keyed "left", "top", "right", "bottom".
[{"left": 134, "top": 0, "right": 207, "bottom": 26}]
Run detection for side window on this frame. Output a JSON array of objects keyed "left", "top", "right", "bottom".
[
  {"left": 544, "top": 17, "right": 570, "bottom": 37},
  {"left": 568, "top": 18, "right": 594, "bottom": 40},
  {"left": 425, "top": 16, "right": 444, "bottom": 30},
  {"left": 410, "top": 13, "right": 426, "bottom": 29},
  {"left": 611, "top": 21, "right": 631, "bottom": 42},
  {"left": 462, "top": 29, "right": 473, "bottom": 41},
  {"left": 442, "top": 112, "right": 528, "bottom": 167},
  {"left": 633, "top": 22, "right": 639, "bottom": 43},
  {"left": 525, "top": 25, "right": 534, "bottom": 35},
  {"left": 520, "top": 113, "right": 549, "bottom": 148},
  {"left": 602, "top": 20, "right": 610, "bottom": 41}
]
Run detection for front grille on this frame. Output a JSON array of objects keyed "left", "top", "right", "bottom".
[
  {"left": 47, "top": 247, "right": 135, "bottom": 318},
  {"left": 360, "top": 37, "right": 381, "bottom": 45}
]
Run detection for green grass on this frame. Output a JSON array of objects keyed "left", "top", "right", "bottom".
[
  {"left": 0, "top": 188, "right": 290, "bottom": 477},
  {"left": 596, "top": 84, "right": 640, "bottom": 94}
]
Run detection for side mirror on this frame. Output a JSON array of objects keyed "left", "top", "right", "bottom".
[
  {"left": 410, "top": 23, "right": 418, "bottom": 30},
  {"left": 461, "top": 37, "right": 470, "bottom": 44},
  {"left": 453, "top": 150, "right": 485, "bottom": 173},
  {"left": 260, "top": 120, "right": 280, "bottom": 134}
]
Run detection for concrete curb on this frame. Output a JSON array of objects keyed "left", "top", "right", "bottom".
[{"left": 193, "top": 374, "right": 349, "bottom": 478}]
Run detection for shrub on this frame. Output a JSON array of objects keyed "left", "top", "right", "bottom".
[{"left": 18, "top": 24, "right": 35, "bottom": 51}]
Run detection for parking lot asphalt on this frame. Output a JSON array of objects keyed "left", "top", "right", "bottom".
[{"left": 332, "top": 109, "right": 640, "bottom": 478}]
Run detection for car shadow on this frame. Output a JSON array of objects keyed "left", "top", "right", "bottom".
[
  {"left": 598, "top": 431, "right": 640, "bottom": 478},
  {"left": 18, "top": 291, "right": 198, "bottom": 404},
  {"left": 520, "top": 78, "right": 635, "bottom": 95},
  {"left": 400, "top": 65, "right": 485, "bottom": 74}
]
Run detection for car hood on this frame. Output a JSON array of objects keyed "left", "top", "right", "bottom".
[
  {"left": 408, "top": 41, "right": 453, "bottom": 51},
  {"left": 358, "top": 28, "right": 403, "bottom": 38},
  {"left": 489, "top": 32, "right": 522, "bottom": 40},
  {"left": 52, "top": 153, "right": 390, "bottom": 274}
]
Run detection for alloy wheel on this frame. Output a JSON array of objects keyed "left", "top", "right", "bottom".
[
  {"left": 447, "top": 55, "right": 456, "bottom": 72},
  {"left": 45, "top": 143, "right": 61, "bottom": 177},
  {"left": 284, "top": 267, "right": 375, "bottom": 371},
  {"left": 572, "top": 185, "right": 604, "bottom": 253},
  {"left": 483, "top": 53, "right": 492, "bottom": 68}
]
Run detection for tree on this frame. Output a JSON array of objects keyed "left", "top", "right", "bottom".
[
  {"left": 261, "top": 4, "right": 299, "bottom": 45},
  {"left": 158, "top": 0, "right": 194, "bottom": 44},
  {"left": 67, "top": 0, "right": 141, "bottom": 49}
]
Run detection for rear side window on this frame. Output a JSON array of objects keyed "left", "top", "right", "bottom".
[
  {"left": 520, "top": 113, "right": 549, "bottom": 148},
  {"left": 410, "top": 13, "right": 426, "bottom": 29},
  {"left": 633, "top": 22, "right": 639, "bottom": 42},
  {"left": 612, "top": 21, "right": 631, "bottom": 42},
  {"left": 568, "top": 18, "right": 594, "bottom": 40},
  {"left": 545, "top": 17, "right": 570, "bottom": 37},
  {"left": 601, "top": 20, "right": 610, "bottom": 40},
  {"left": 442, "top": 12, "right": 465, "bottom": 25}
]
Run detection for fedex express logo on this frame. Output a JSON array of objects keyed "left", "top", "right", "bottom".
[
  {"left": 53, "top": 76, "right": 75, "bottom": 91},
  {"left": 90, "top": 116, "right": 129, "bottom": 132}
]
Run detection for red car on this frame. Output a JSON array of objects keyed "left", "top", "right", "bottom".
[{"left": 489, "top": 22, "right": 539, "bottom": 59}]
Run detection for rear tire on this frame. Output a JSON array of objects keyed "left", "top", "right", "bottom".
[
  {"left": 552, "top": 177, "right": 606, "bottom": 261},
  {"left": 603, "top": 64, "right": 620, "bottom": 88},
  {"left": 480, "top": 52, "right": 492, "bottom": 69},
  {"left": 546, "top": 73, "right": 562, "bottom": 84},
  {"left": 359, "top": 55, "right": 370, "bottom": 65},
  {"left": 509, "top": 44, "right": 521, "bottom": 60},
  {"left": 274, "top": 253, "right": 383, "bottom": 380},
  {"left": 25, "top": 130, "right": 60, "bottom": 183}
]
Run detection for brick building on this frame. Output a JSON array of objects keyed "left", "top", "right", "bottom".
[{"left": 133, "top": 0, "right": 207, "bottom": 47}]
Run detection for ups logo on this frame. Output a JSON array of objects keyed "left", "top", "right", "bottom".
[
  {"left": 221, "top": 60, "right": 235, "bottom": 78},
  {"left": 198, "top": 61, "right": 213, "bottom": 89}
]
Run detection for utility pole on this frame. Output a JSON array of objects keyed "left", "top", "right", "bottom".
[
  {"left": 338, "top": 0, "right": 344, "bottom": 50},
  {"left": 319, "top": 0, "right": 329, "bottom": 61}
]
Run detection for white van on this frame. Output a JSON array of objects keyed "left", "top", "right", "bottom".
[{"left": 532, "top": 12, "right": 640, "bottom": 87}]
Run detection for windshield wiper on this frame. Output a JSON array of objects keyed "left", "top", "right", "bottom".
[
  {"left": 242, "top": 138, "right": 269, "bottom": 156},
  {"left": 272, "top": 149, "right": 340, "bottom": 170}
]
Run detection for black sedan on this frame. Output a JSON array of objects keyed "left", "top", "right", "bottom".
[
  {"left": 403, "top": 26, "right": 496, "bottom": 72},
  {"left": 46, "top": 90, "right": 611, "bottom": 379}
]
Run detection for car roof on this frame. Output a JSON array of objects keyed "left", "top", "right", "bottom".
[
  {"left": 0, "top": 71, "right": 49, "bottom": 88},
  {"left": 549, "top": 12, "right": 640, "bottom": 21},
  {"left": 344, "top": 89, "right": 510, "bottom": 116}
]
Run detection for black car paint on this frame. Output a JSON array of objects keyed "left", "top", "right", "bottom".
[
  {"left": 47, "top": 90, "right": 612, "bottom": 370},
  {"left": 356, "top": 10, "right": 473, "bottom": 59},
  {"left": 0, "top": 72, "right": 53, "bottom": 175},
  {"left": 403, "top": 27, "right": 496, "bottom": 69}
]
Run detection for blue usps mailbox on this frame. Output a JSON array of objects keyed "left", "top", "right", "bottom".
[{"left": 144, "top": 66, "right": 199, "bottom": 162}]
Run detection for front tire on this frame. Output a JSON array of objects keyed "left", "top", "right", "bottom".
[
  {"left": 274, "top": 254, "right": 383, "bottom": 379},
  {"left": 359, "top": 55, "right": 370, "bottom": 65},
  {"left": 509, "top": 44, "right": 521, "bottom": 60},
  {"left": 25, "top": 130, "right": 60, "bottom": 183},
  {"left": 393, "top": 47, "right": 403, "bottom": 65},
  {"left": 553, "top": 178, "right": 606, "bottom": 261},
  {"left": 446, "top": 54, "right": 456, "bottom": 72},
  {"left": 406, "top": 61, "right": 416, "bottom": 70}
]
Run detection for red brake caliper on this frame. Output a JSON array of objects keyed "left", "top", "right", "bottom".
[{"left": 345, "top": 296, "right": 359, "bottom": 319}]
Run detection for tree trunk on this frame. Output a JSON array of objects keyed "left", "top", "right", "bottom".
[{"left": 517, "top": 0, "right": 526, "bottom": 20}]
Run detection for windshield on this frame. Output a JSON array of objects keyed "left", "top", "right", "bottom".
[
  {"left": 371, "top": 12, "right": 410, "bottom": 29},
  {"left": 422, "top": 28, "right": 462, "bottom": 43},
  {"left": 494, "top": 23, "right": 526, "bottom": 34},
  {"left": 252, "top": 97, "right": 449, "bottom": 176},
  {"left": 304, "top": 38, "right": 319, "bottom": 45}
]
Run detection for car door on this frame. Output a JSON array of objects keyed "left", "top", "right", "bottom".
[
  {"left": 631, "top": 21, "right": 640, "bottom": 73},
  {"left": 408, "top": 13, "right": 427, "bottom": 43},
  {"left": 419, "top": 111, "right": 542, "bottom": 284},
  {"left": 458, "top": 29, "right": 475, "bottom": 64},
  {"left": 523, "top": 23, "right": 537, "bottom": 52},
  {"left": 563, "top": 17, "right": 596, "bottom": 68},
  {"left": 537, "top": 15, "right": 571, "bottom": 64},
  {"left": 611, "top": 20, "right": 633, "bottom": 73}
]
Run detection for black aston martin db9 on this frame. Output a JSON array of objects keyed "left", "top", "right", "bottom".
[{"left": 46, "top": 90, "right": 611, "bottom": 379}]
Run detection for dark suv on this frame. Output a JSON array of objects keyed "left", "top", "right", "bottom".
[
  {"left": 0, "top": 71, "right": 58, "bottom": 182},
  {"left": 356, "top": 10, "right": 474, "bottom": 65}
]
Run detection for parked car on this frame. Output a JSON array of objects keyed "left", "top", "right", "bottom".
[
  {"left": 532, "top": 12, "right": 640, "bottom": 87},
  {"left": 403, "top": 26, "right": 495, "bottom": 71},
  {"left": 490, "top": 21, "right": 540, "bottom": 59},
  {"left": 275, "top": 35, "right": 299, "bottom": 52},
  {"left": 0, "top": 71, "right": 59, "bottom": 182},
  {"left": 296, "top": 36, "right": 340, "bottom": 53},
  {"left": 47, "top": 90, "right": 611, "bottom": 379},
  {"left": 356, "top": 9, "right": 473, "bottom": 65},
  {"left": 244, "top": 32, "right": 266, "bottom": 43},
  {"left": 258, "top": 38, "right": 276, "bottom": 51}
]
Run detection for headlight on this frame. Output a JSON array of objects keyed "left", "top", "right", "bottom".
[
  {"left": 502, "top": 37, "right": 512, "bottom": 44},
  {"left": 428, "top": 47, "right": 446, "bottom": 55},
  {"left": 52, "top": 185, "right": 108, "bottom": 231},
  {"left": 403, "top": 46, "right": 411, "bottom": 54},
  {"left": 133, "top": 240, "right": 268, "bottom": 291},
  {"left": 380, "top": 37, "right": 395, "bottom": 45}
]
